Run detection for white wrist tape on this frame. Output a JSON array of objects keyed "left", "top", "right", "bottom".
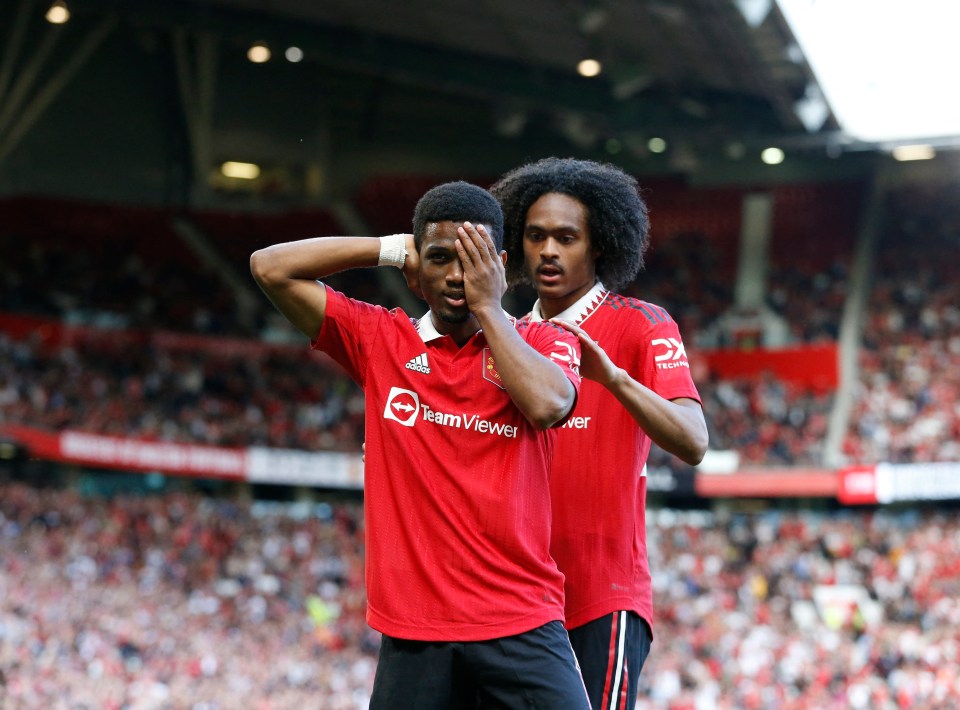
[{"left": 378, "top": 234, "right": 408, "bottom": 268}]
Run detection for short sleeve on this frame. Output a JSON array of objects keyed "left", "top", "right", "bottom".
[
  {"left": 632, "top": 313, "right": 701, "bottom": 404},
  {"left": 311, "top": 286, "right": 384, "bottom": 386},
  {"left": 521, "top": 320, "right": 583, "bottom": 426}
]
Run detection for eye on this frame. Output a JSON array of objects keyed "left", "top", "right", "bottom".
[{"left": 525, "top": 231, "right": 544, "bottom": 242}]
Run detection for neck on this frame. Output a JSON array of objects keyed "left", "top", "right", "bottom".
[
  {"left": 430, "top": 311, "right": 481, "bottom": 347},
  {"left": 537, "top": 298, "right": 566, "bottom": 321}
]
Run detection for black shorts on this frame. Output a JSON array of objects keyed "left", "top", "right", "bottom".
[
  {"left": 370, "top": 620, "right": 591, "bottom": 710},
  {"left": 568, "top": 611, "right": 652, "bottom": 710}
]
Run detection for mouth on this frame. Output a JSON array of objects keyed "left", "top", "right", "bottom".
[
  {"left": 536, "top": 264, "right": 563, "bottom": 285},
  {"left": 443, "top": 292, "right": 466, "bottom": 308}
]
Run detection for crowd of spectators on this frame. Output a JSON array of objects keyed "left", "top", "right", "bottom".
[
  {"left": 623, "top": 230, "right": 735, "bottom": 345},
  {"left": 0, "top": 330, "right": 364, "bottom": 453},
  {"left": 0, "top": 199, "right": 256, "bottom": 337},
  {"left": 3, "top": 481, "right": 959, "bottom": 709},
  {"left": 5, "top": 177, "right": 959, "bottom": 471},
  {"left": 0, "top": 185, "right": 858, "bottom": 351},
  {"left": 0, "top": 197, "right": 429, "bottom": 345},
  {"left": 1, "top": 307, "right": 836, "bottom": 468},
  {"left": 0, "top": 236, "right": 837, "bottom": 469},
  {"left": 640, "top": 505, "right": 960, "bottom": 709},
  {"left": 764, "top": 259, "right": 849, "bottom": 344},
  {"left": 695, "top": 372, "right": 832, "bottom": 467},
  {"left": 844, "top": 182, "right": 960, "bottom": 464},
  {"left": 627, "top": 233, "right": 837, "bottom": 469},
  {"left": 647, "top": 369, "right": 833, "bottom": 473},
  {"left": 0, "top": 482, "right": 374, "bottom": 709}
]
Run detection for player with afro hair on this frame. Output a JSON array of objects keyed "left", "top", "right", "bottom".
[
  {"left": 492, "top": 157, "right": 649, "bottom": 290},
  {"left": 491, "top": 157, "right": 707, "bottom": 710}
]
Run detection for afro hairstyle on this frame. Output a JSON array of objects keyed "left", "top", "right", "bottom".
[{"left": 490, "top": 157, "right": 649, "bottom": 290}]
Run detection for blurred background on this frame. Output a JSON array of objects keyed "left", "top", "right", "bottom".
[{"left": 1, "top": 0, "right": 959, "bottom": 708}]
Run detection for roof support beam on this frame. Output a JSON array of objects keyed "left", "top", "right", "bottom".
[{"left": 0, "top": 15, "right": 116, "bottom": 166}]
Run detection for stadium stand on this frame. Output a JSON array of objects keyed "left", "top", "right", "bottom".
[
  {"left": 638, "top": 506, "right": 960, "bottom": 710},
  {"left": 191, "top": 210, "right": 344, "bottom": 269},
  {"left": 696, "top": 371, "right": 832, "bottom": 467},
  {"left": 844, "top": 181, "right": 960, "bottom": 464},
  {"left": 3, "top": 172, "right": 959, "bottom": 709},
  {"left": 0, "top": 198, "right": 257, "bottom": 337},
  {"left": 4, "top": 483, "right": 959, "bottom": 709},
  {"left": 626, "top": 181, "right": 864, "bottom": 470},
  {"left": 0, "top": 319, "right": 365, "bottom": 453},
  {"left": 0, "top": 180, "right": 865, "bottom": 470},
  {"left": 0, "top": 482, "right": 374, "bottom": 709}
]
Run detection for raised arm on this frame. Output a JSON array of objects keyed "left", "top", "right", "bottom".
[
  {"left": 457, "top": 222, "right": 577, "bottom": 429},
  {"left": 553, "top": 318, "right": 708, "bottom": 464},
  {"left": 250, "top": 234, "right": 418, "bottom": 338}
]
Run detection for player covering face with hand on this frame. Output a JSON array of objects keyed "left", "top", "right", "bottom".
[
  {"left": 492, "top": 158, "right": 708, "bottom": 710},
  {"left": 251, "top": 181, "right": 590, "bottom": 709}
]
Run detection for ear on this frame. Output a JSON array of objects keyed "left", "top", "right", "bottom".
[
  {"left": 499, "top": 250, "right": 508, "bottom": 268},
  {"left": 404, "top": 270, "right": 424, "bottom": 300}
]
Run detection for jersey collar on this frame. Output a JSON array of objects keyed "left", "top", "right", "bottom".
[
  {"left": 415, "top": 311, "right": 446, "bottom": 342},
  {"left": 415, "top": 310, "right": 515, "bottom": 343},
  {"left": 529, "top": 281, "right": 609, "bottom": 325}
]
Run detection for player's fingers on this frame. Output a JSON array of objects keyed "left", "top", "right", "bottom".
[
  {"left": 454, "top": 237, "right": 476, "bottom": 270},
  {"left": 552, "top": 318, "right": 601, "bottom": 352},
  {"left": 462, "top": 221, "right": 491, "bottom": 256},
  {"left": 475, "top": 224, "right": 498, "bottom": 256},
  {"left": 578, "top": 331, "right": 600, "bottom": 350},
  {"left": 550, "top": 317, "right": 584, "bottom": 337},
  {"left": 457, "top": 225, "right": 484, "bottom": 264}
]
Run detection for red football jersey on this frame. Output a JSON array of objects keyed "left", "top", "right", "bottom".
[
  {"left": 525, "top": 283, "right": 701, "bottom": 632},
  {"left": 314, "top": 287, "right": 582, "bottom": 641}
]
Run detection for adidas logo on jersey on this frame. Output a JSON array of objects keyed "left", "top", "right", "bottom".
[{"left": 405, "top": 353, "right": 431, "bottom": 374}]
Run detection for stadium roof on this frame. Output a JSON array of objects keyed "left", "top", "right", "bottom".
[{"left": 1, "top": 0, "right": 944, "bottom": 202}]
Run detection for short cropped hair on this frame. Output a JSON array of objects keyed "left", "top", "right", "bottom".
[
  {"left": 490, "top": 157, "right": 649, "bottom": 290},
  {"left": 412, "top": 181, "right": 505, "bottom": 251}
]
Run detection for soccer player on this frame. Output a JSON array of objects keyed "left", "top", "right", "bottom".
[
  {"left": 250, "top": 181, "right": 590, "bottom": 709},
  {"left": 491, "top": 158, "right": 709, "bottom": 710}
]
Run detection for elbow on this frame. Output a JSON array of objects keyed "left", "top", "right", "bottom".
[
  {"left": 529, "top": 407, "right": 566, "bottom": 431},
  {"left": 250, "top": 247, "right": 281, "bottom": 288},
  {"left": 527, "top": 387, "right": 576, "bottom": 431},
  {"left": 679, "top": 427, "right": 709, "bottom": 466}
]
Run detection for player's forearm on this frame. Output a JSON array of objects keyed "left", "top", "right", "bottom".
[
  {"left": 250, "top": 236, "right": 380, "bottom": 285},
  {"left": 250, "top": 236, "right": 381, "bottom": 338},
  {"left": 475, "top": 309, "right": 576, "bottom": 429},
  {"left": 606, "top": 370, "right": 708, "bottom": 464}
]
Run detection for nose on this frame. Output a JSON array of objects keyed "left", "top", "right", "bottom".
[
  {"left": 446, "top": 257, "right": 464, "bottom": 284},
  {"left": 540, "top": 236, "right": 560, "bottom": 260}
]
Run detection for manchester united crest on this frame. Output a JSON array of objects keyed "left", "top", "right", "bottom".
[{"left": 482, "top": 347, "right": 505, "bottom": 389}]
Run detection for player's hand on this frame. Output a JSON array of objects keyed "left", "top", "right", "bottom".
[
  {"left": 551, "top": 318, "right": 620, "bottom": 388},
  {"left": 455, "top": 222, "right": 506, "bottom": 316},
  {"left": 400, "top": 234, "right": 423, "bottom": 299}
]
